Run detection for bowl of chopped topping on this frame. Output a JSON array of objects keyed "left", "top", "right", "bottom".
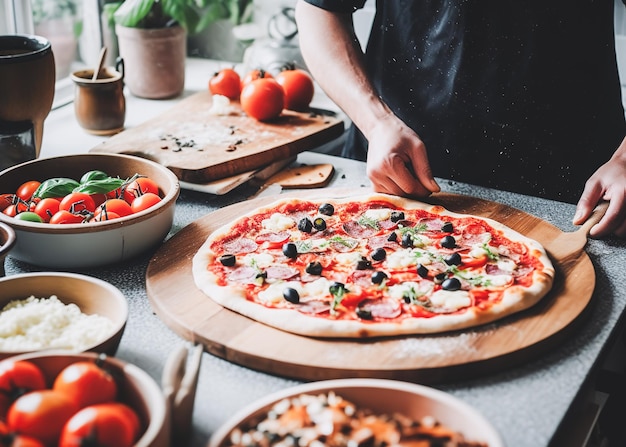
[
  {"left": 0, "top": 153, "right": 179, "bottom": 269},
  {"left": 0, "top": 351, "right": 169, "bottom": 447},
  {"left": 209, "top": 378, "right": 504, "bottom": 447},
  {"left": 0, "top": 221, "right": 16, "bottom": 276},
  {"left": 0, "top": 272, "right": 128, "bottom": 359}
]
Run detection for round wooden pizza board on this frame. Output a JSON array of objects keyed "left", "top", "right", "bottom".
[{"left": 146, "top": 189, "right": 595, "bottom": 384}]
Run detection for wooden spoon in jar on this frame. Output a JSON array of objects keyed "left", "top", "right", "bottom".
[{"left": 92, "top": 47, "right": 107, "bottom": 81}]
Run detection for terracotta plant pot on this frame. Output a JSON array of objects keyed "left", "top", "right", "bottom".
[{"left": 115, "top": 25, "right": 186, "bottom": 99}]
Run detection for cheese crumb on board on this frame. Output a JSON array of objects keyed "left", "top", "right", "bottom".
[{"left": 0, "top": 296, "right": 115, "bottom": 352}]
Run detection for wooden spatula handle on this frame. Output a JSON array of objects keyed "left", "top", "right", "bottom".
[{"left": 578, "top": 201, "right": 609, "bottom": 236}]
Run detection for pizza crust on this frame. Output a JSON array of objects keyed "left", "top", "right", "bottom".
[{"left": 192, "top": 193, "right": 555, "bottom": 338}]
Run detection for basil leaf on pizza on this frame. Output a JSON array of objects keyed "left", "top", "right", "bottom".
[{"left": 192, "top": 194, "right": 555, "bottom": 338}]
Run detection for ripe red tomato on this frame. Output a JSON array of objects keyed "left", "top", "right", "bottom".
[
  {"left": 130, "top": 192, "right": 162, "bottom": 213},
  {"left": 89, "top": 211, "right": 121, "bottom": 222},
  {"left": 15, "top": 181, "right": 41, "bottom": 202},
  {"left": 49, "top": 210, "right": 85, "bottom": 225},
  {"left": 0, "top": 194, "right": 14, "bottom": 212},
  {"left": 58, "top": 403, "right": 140, "bottom": 447},
  {"left": 33, "top": 198, "right": 60, "bottom": 223},
  {"left": 0, "top": 420, "right": 45, "bottom": 447},
  {"left": 59, "top": 193, "right": 96, "bottom": 214},
  {"left": 241, "top": 69, "right": 273, "bottom": 88},
  {"left": 208, "top": 68, "right": 241, "bottom": 99},
  {"left": 2, "top": 202, "right": 27, "bottom": 218},
  {"left": 240, "top": 78, "right": 285, "bottom": 121},
  {"left": 123, "top": 177, "right": 159, "bottom": 204},
  {"left": 96, "top": 198, "right": 132, "bottom": 218},
  {"left": 0, "top": 361, "right": 46, "bottom": 419},
  {"left": 7, "top": 390, "right": 78, "bottom": 446},
  {"left": 53, "top": 362, "right": 117, "bottom": 410},
  {"left": 275, "top": 68, "right": 315, "bottom": 111}
]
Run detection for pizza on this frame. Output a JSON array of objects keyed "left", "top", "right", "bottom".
[{"left": 192, "top": 193, "right": 555, "bottom": 338}]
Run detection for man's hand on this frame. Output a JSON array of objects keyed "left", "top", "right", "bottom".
[
  {"left": 574, "top": 151, "right": 626, "bottom": 238},
  {"left": 366, "top": 115, "right": 440, "bottom": 198}
]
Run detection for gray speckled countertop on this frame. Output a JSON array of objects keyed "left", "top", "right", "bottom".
[{"left": 5, "top": 150, "right": 626, "bottom": 447}]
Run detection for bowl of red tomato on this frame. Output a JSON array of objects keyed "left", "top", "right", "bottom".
[
  {"left": 0, "top": 352, "right": 169, "bottom": 447},
  {"left": 0, "top": 153, "right": 179, "bottom": 269}
]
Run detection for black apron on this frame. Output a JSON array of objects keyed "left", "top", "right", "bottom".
[{"left": 305, "top": 0, "right": 626, "bottom": 203}]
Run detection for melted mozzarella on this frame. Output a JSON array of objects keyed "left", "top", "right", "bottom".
[
  {"left": 429, "top": 290, "right": 471, "bottom": 311},
  {"left": 242, "top": 253, "right": 274, "bottom": 268},
  {"left": 363, "top": 208, "right": 392, "bottom": 221},
  {"left": 334, "top": 252, "right": 363, "bottom": 267},
  {"left": 386, "top": 248, "right": 432, "bottom": 269},
  {"left": 262, "top": 213, "right": 295, "bottom": 231}
]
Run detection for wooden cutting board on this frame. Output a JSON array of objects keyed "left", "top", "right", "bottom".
[
  {"left": 145, "top": 189, "right": 595, "bottom": 384},
  {"left": 89, "top": 91, "right": 344, "bottom": 183}
]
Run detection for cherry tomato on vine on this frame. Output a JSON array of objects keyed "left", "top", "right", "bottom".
[
  {"left": 58, "top": 403, "right": 140, "bottom": 447},
  {"left": 241, "top": 69, "right": 273, "bottom": 88},
  {"left": 130, "top": 192, "right": 162, "bottom": 214},
  {"left": 0, "top": 361, "right": 46, "bottom": 419},
  {"left": 89, "top": 211, "right": 120, "bottom": 223},
  {"left": 49, "top": 210, "right": 85, "bottom": 225},
  {"left": 123, "top": 177, "right": 159, "bottom": 204},
  {"left": 53, "top": 361, "right": 117, "bottom": 410},
  {"left": 96, "top": 199, "right": 132, "bottom": 218},
  {"left": 33, "top": 198, "right": 60, "bottom": 223},
  {"left": 240, "top": 78, "right": 285, "bottom": 121},
  {"left": 2, "top": 202, "right": 27, "bottom": 218},
  {"left": 15, "top": 181, "right": 41, "bottom": 202},
  {"left": 7, "top": 390, "right": 78, "bottom": 446},
  {"left": 208, "top": 68, "right": 241, "bottom": 99},
  {"left": 0, "top": 194, "right": 13, "bottom": 213},
  {"left": 275, "top": 68, "right": 315, "bottom": 111},
  {"left": 0, "top": 420, "right": 45, "bottom": 447},
  {"left": 59, "top": 193, "right": 96, "bottom": 214}
]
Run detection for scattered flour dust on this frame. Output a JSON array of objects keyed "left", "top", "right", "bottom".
[{"left": 0, "top": 296, "right": 115, "bottom": 352}]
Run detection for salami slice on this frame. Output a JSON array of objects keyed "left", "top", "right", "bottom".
[
  {"left": 227, "top": 266, "right": 258, "bottom": 283},
  {"left": 357, "top": 297, "right": 402, "bottom": 320},
  {"left": 265, "top": 265, "right": 299, "bottom": 280},
  {"left": 224, "top": 238, "right": 258, "bottom": 254},
  {"left": 342, "top": 220, "right": 379, "bottom": 239}
]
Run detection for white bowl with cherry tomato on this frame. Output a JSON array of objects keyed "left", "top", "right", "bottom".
[
  {"left": 0, "top": 153, "right": 179, "bottom": 269},
  {"left": 0, "top": 352, "right": 168, "bottom": 447}
]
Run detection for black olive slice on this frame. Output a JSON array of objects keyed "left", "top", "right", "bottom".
[
  {"left": 282, "top": 242, "right": 298, "bottom": 259},
  {"left": 371, "top": 271, "right": 388, "bottom": 284},
  {"left": 305, "top": 261, "right": 323, "bottom": 275},
  {"left": 444, "top": 252, "right": 462, "bottom": 266},
  {"left": 390, "top": 211, "right": 405, "bottom": 222},
  {"left": 441, "top": 235, "right": 456, "bottom": 249},
  {"left": 219, "top": 254, "right": 236, "bottom": 267},
  {"left": 313, "top": 217, "right": 327, "bottom": 231},
  {"left": 442, "top": 277, "right": 462, "bottom": 291},
  {"left": 298, "top": 217, "right": 313, "bottom": 233},
  {"left": 371, "top": 248, "right": 386, "bottom": 261},
  {"left": 401, "top": 233, "right": 414, "bottom": 248},
  {"left": 318, "top": 203, "right": 335, "bottom": 216},
  {"left": 441, "top": 221, "right": 454, "bottom": 233},
  {"left": 283, "top": 287, "right": 300, "bottom": 303},
  {"left": 416, "top": 263, "right": 429, "bottom": 278},
  {"left": 356, "top": 257, "right": 372, "bottom": 270}
]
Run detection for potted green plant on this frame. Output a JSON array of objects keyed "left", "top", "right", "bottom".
[{"left": 113, "top": 0, "right": 252, "bottom": 99}]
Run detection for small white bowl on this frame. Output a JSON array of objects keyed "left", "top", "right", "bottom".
[
  {"left": 0, "top": 272, "right": 128, "bottom": 360},
  {"left": 3, "top": 351, "right": 169, "bottom": 447},
  {"left": 0, "top": 153, "right": 179, "bottom": 269},
  {"left": 209, "top": 378, "right": 504, "bottom": 447}
]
